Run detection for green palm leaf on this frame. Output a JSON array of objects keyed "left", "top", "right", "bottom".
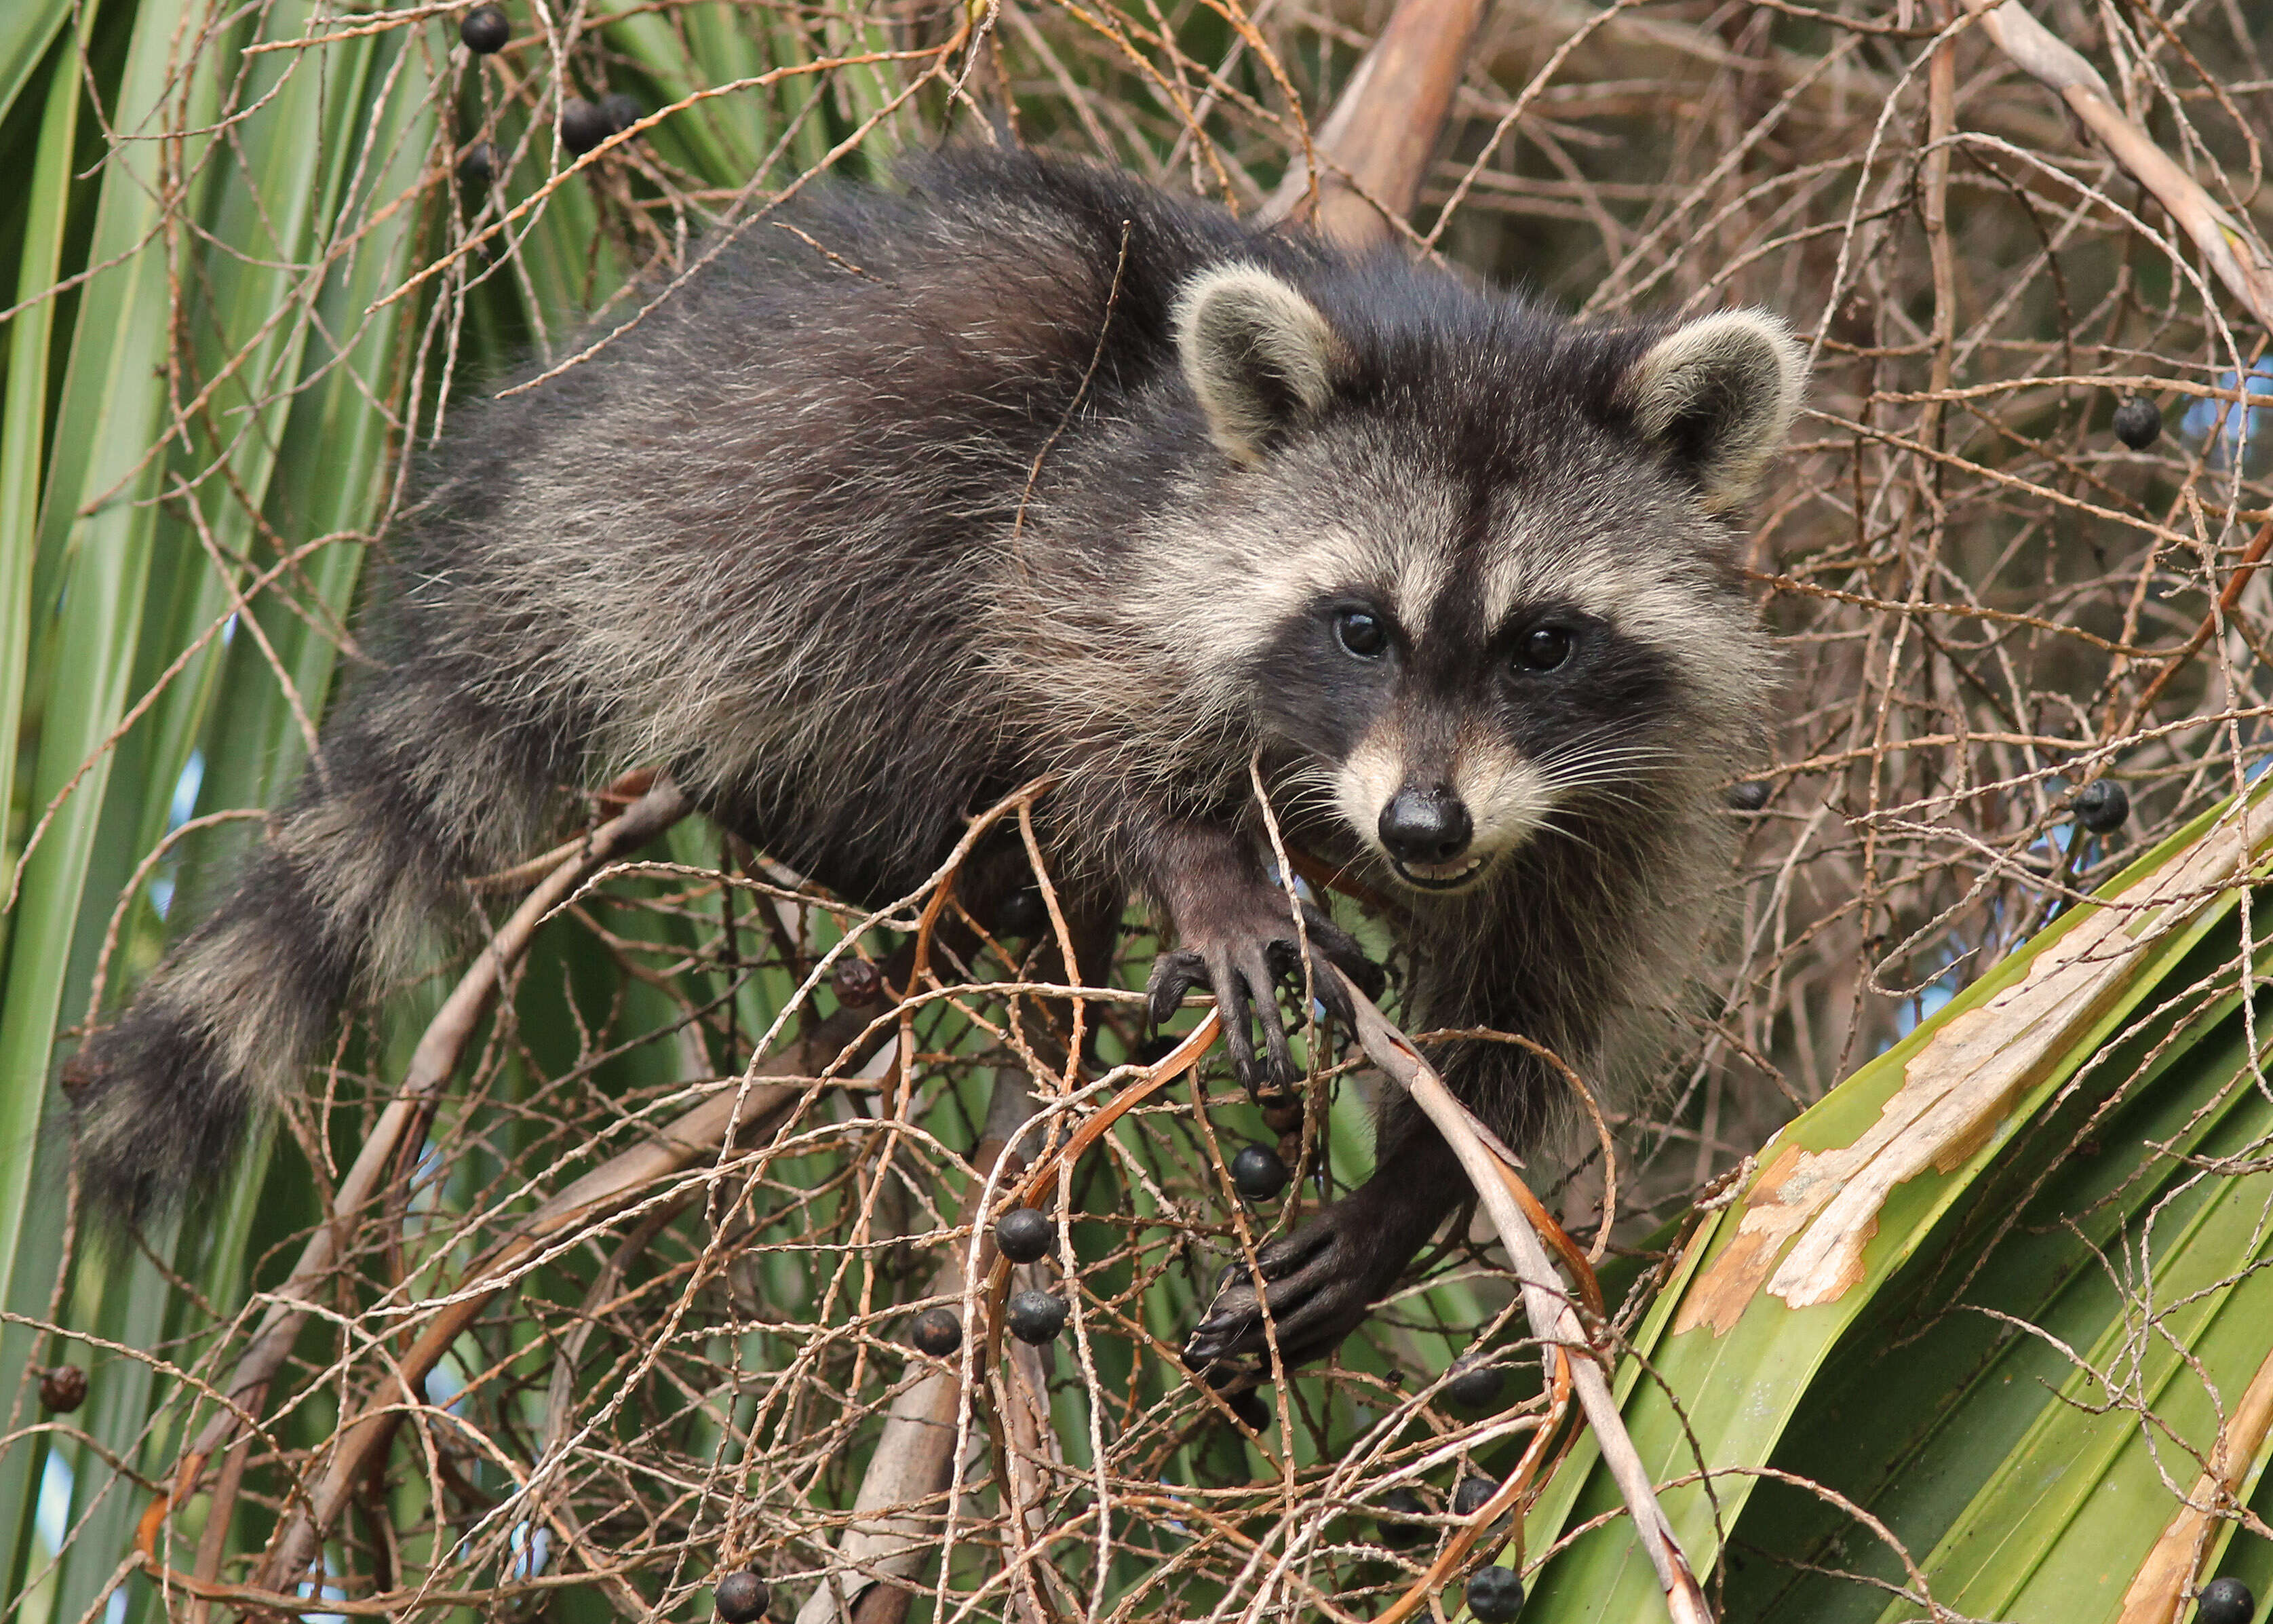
[{"left": 1515, "top": 800, "right": 2273, "bottom": 1621}]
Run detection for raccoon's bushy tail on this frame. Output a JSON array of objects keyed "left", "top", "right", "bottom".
[{"left": 67, "top": 663, "right": 566, "bottom": 1227}]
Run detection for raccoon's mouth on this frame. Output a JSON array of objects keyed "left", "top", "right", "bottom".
[{"left": 1386, "top": 854, "right": 1489, "bottom": 892}]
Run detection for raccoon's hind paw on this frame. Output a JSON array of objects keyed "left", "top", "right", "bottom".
[
  {"left": 1181, "top": 1201, "right": 1384, "bottom": 1369},
  {"left": 1144, "top": 900, "right": 1378, "bottom": 1098}
]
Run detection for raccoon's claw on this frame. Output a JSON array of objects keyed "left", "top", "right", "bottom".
[
  {"left": 1145, "top": 943, "right": 1289, "bottom": 1095},
  {"left": 1145, "top": 947, "right": 1205, "bottom": 1026},
  {"left": 1144, "top": 902, "right": 1380, "bottom": 1099},
  {"left": 1182, "top": 1205, "right": 1382, "bottom": 1368}
]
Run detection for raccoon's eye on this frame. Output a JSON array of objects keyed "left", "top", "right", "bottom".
[
  {"left": 1335, "top": 610, "right": 1389, "bottom": 659},
  {"left": 1517, "top": 625, "right": 1575, "bottom": 672}
]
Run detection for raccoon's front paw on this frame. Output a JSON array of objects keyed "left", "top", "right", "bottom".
[
  {"left": 1181, "top": 1200, "right": 1388, "bottom": 1369},
  {"left": 1145, "top": 898, "right": 1380, "bottom": 1097}
]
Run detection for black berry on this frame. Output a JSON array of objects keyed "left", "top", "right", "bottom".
[
  {"left": 456, "top": 141, "right": 497, "bottom": 189},
  {"left": 1005, "top": 1290, "right": 1068, "bottom": 1344},
  {"left": 1443, "top": 1356, "right": 1506, "bottom": 1413},
  {"left": 2113, "top": 395, "right": 2162, "bottom": 450},
  {"left": 1374, "top": 1487, "right": 1429, "bottom": 1549},
  {"left": 1254, "top": 1086, "right": 1300, "bottom": 1121},
  {"left": 1225, "top": 1386, "right": 1270, "bottom": 1431},
  {"left": 1230, "top": 1142, "right": 1289, "bottom": 1201},
  {"left": 2197, "top": 1578, "right": 2255, "bottom": 1624},
  {"left": 910, "top": 1307, "right": 960, "bottom": 1356},
  {"left": 559, "top": 98, "right": 613, "bottom": 155},
  {"left": 1258, "top": 1095, "right": 1304, "bottom": 1135},
  {"left": 1452, "top": 1473, "right": 1498, "bottom": 1517},
  {"left": 1130, "top": 1032, "right": 1180, "bottom": 1067},
  {"left": 1466, "top": 1564, "right": 1526, "bottom": 1622},
  {"left": 2074, "top": 779, "right": 2130, "bottom": 834},
  {"left": 458, "top": 4, "right": 510, "bottom": 52},
  {"left": 994, "top": 887, "right": 1047, "bottom": 937},
  {"left": 715, "top": 1571, "right": 770, "bottom": 1623},
  {"left": 39, "top": 1365, "right": 86, "bottom": 1412},
  {"left": 994, "top": 1206, "right": 1053, "bottom": 1264},
  {"left": 830, "top": 956, "right": 883, "bottom": 1007},
  {"left": 600, "top": 92, "right": 642, "bottom": 134},
  {"left": 1726, "top": 779, "right": 1770, "bottom": 812}
]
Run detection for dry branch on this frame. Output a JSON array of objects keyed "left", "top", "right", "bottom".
[
  {"left": 1334, "top": 969, "right": 1710, "bottom": 1624},
  {"left": 138, "top": 777, "right": 693, "bottom": 1579},
  {"left": 1956, "top": 0, "right": 2273, "bottom": 334},
  {"left": 794, "top": 1073, "right": 1045, "bottom": 1624},
  {"left": 2116, "top": 1338, "right": 2273, "bottom": 1624},
  {"left": 1259, "top": 0, "right": 1488, "bottom": 243}
]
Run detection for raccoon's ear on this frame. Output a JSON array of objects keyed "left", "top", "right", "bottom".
[
  {"left": 1175, "top": 265, "right": 1343, "bottom": 465},
  {"left": 1622, "top": 311, "right": 1808, "bottom": 512}
]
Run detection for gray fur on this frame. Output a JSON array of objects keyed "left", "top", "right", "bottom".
[{"left": 69, "top": 152, "right": 1804, "bottom": 1364}]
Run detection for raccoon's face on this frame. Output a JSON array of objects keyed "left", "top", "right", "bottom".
[
  {"left": 1284, "top": 589, "right": 1671, "bottom": 892},
  {"left": 1168, "top": 264, "right": 1806, "bottom": 896},
  {"left": 1238, "top": 501, "right": 1732, "bottom": 895}
]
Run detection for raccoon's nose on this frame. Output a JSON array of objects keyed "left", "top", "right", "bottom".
[{"left": 1378, "top": 788, "right": 1473, "bottom": 866}]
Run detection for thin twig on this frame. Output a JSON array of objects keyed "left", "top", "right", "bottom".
[{"left": 1334, "top": 968, "right": 1712, "bottom": 1624}]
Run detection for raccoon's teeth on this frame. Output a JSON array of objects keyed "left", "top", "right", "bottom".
[{"left": 1390, "top": 855, "right": 1486, "bottom": 891}]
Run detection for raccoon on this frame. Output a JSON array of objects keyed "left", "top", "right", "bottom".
[{"left": 68, "top": 147, "right": 1802, "bottom": 1366}]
